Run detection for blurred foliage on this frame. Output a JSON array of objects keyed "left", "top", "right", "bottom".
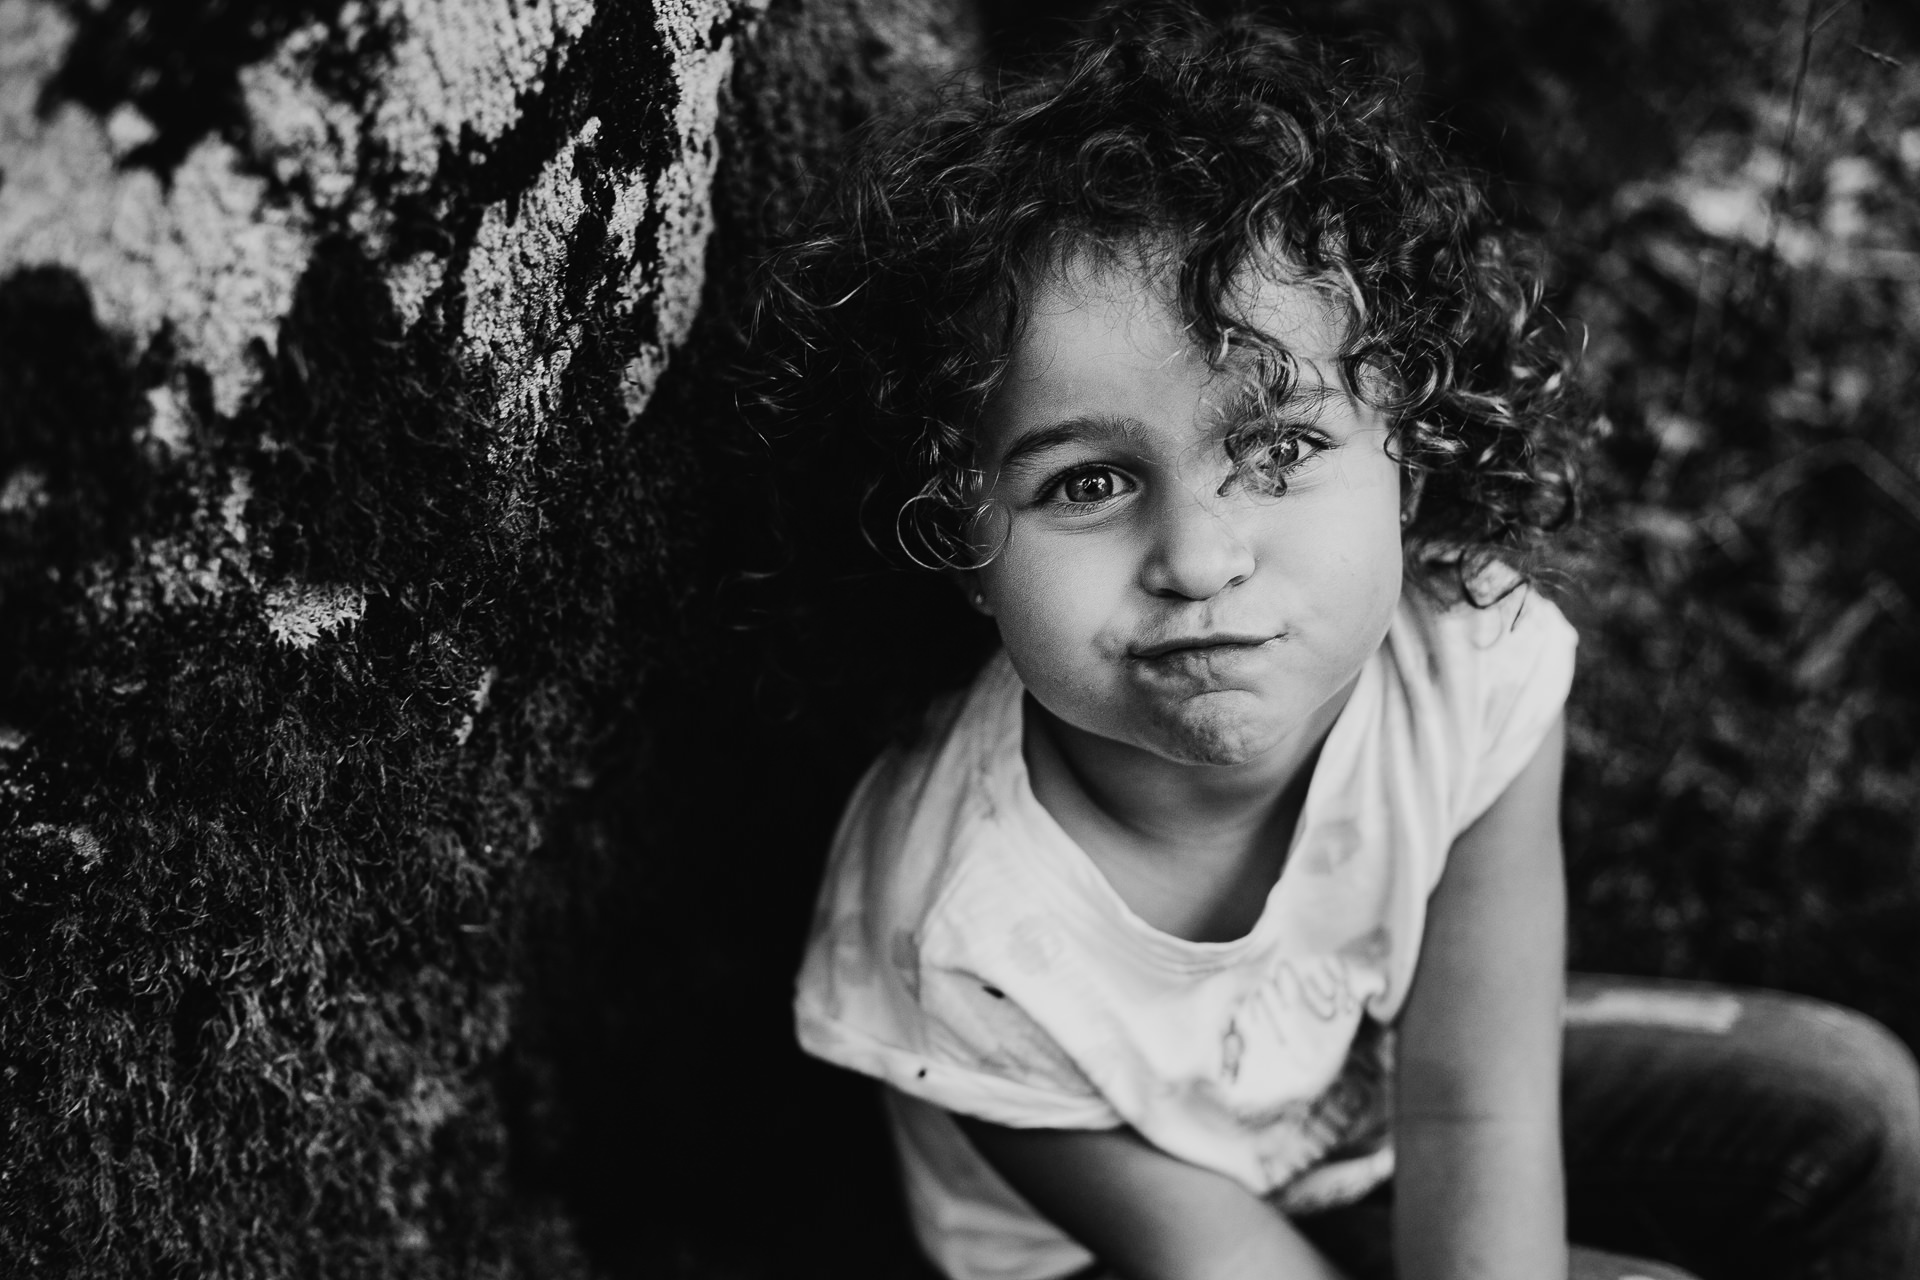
[{"left": 1528, "top": 2, "right": 1920, "bottom": 1041}]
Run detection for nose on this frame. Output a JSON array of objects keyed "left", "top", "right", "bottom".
[{"left": 1137, "top": 483, "right": 1257, "bottom": 601}]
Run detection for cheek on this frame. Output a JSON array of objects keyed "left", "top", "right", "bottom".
[
  {"left": 981, "top": 533, "right": 1133, "bottom": 690},
  {"left": 1326, "top": 435, "right": 1403, "bottom": 510},
  {"left": 1281, "top": 469, "right": 1404, "bottom": 628},
  {"left": 982, "top": 539, "right": 1091, "bottom": 651},
  {"left": 1328, "top": 447, "right": 1404, "bottom": 560},
  {"left": 1337, "top": 508, "right": 1405, "bottom": 620}
]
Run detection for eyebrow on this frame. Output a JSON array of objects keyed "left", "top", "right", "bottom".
[{"left": 994, "top": 415, "right": 1144, "bottom": 474}]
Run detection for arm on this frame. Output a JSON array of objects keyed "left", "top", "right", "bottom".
[
  {"left": 1393, "top": 715, "right": 1569, "bottom": 1280},
  {"left": 956, "top": 1117, "right": 1352, "bottom": 1280}
]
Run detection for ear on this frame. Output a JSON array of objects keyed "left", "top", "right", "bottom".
[
  {"left": 947, "top": 569, "right": 994, "bottom": 617},
  {"left": 1385, "top": 430, "right": 1425, "bottom": 529}
]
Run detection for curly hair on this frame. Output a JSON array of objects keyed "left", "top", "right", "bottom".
[{"left": 749, "top": 0, "right": 1591, "bottom": 604}]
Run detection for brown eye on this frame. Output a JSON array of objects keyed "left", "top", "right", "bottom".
[
  {"left": 1222, "top": 423, "right": 1330, "bottom": 496},
  {"left": 1060, "top": 469, "right": 1120, "bottom": 504},
  {"left": 1260, "top": 437, "right": 1304, "bottom": 472}
]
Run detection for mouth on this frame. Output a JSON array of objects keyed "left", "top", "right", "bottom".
[{"left": 1130, "top": 632, "right": 1282, "bottom": 661}]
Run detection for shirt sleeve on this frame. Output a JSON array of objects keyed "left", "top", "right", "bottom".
[
  {"left": 798, "top": 955, "right": 1122, "bottom": 1130},
  {"left": 1447, "top": 586, "right": 1580, "bottom": 834},
  {"left": 793, "top": 726, "right": 1124, "bottom": 1132}
]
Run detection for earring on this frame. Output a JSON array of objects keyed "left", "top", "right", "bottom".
[
  {"left": 971, "top": 590, "right": 992, "bottom": 616},
  {"left": 1399, "top": 468, "right": 1426, "bottom": 528}
]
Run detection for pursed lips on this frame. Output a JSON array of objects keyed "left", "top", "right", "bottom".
[{"left": 1129, "top": 632, "right": 1283, "bottom": 661}]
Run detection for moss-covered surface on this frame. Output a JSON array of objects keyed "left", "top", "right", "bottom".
[
  {"left": 0, "top": 203, "right": 693, "bottom": 1279},
  {"left": 504, "top": 1, "right": 987, "bottom": 1273},
  {"left": 0, "top": 0, "right": 974, "bottom": 1273}
]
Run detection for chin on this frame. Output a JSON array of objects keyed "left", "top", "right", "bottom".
[{"left": 1142, "top": 700, "right": 1284, "bottom": 767}]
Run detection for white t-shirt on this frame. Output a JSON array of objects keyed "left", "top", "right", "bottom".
[{"left": 793, "top": 588, "right": 1579, "bottom": 1280}]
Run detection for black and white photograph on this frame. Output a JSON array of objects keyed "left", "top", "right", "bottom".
[{"left": 3, "top": 0, "right": 1918, "bottom": 1275}]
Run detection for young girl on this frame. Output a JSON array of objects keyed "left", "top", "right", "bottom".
[{"left": 755, "top": 6, "right": 1920, "bottom": 1278}]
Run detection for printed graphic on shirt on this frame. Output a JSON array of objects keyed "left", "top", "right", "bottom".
[
  {"left": 1243, "top": 1017, "right": 1395, "bottom": 1190},
  {"left": 1209, "top": 948, "right": 1394, "bottom": 1191},
  {"left": 1219, "top": 953, "right": 1368, "bottom": 1097},
  {"left": 1297, "top": 817, "right": 1364, "bottom": 876},
  {"left": 1005, "top": 915, "right": 1067, "bottom": 978}
]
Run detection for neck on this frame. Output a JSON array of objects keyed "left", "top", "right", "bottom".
[
  {"left": 1025, "top": 683, "right": 1352, "bottom": 851},
  {"left": 1020, "top": 680, "right": 1356, "bottom": 943}
]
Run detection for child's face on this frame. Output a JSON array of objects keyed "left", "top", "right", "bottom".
[{"left": 968, "top": 253, "right": 1404, "bottom": 769}]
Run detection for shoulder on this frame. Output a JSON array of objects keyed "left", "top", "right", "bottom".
[
  {"left": 792, "top": 654, "right": 1121, "bottom": 1127},
  {"left": 792, "top": 652, "right": 1018, "bottom": 1046},
  {"left": 814, "top": 652, "right": 1022, "bottom": 934},
  {"left": 1388, "top": 569, "right": 1577, "bottom": 700},
  {"left": 1381, "top": 569, "right": 1578, "bottom": 833}
]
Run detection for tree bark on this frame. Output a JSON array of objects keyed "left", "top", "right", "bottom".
[{"left": 0, "top": 0, "right": 976, "bottom": 1273}]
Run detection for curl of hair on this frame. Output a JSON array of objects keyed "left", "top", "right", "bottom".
[{"left": 747, "top": 0, "right": 1595, "bottom": 605}]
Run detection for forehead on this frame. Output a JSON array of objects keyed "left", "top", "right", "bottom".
[
  {"left": 978, "top": 250, "right": 1351, "bottom": 453},
  {"left": 1037, "top": 247, "right": 1346, "bottom": 350}
]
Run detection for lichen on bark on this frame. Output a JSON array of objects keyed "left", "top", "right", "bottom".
[{"left": 0, "top": 0, "right": 979, "bottom": 1272}]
